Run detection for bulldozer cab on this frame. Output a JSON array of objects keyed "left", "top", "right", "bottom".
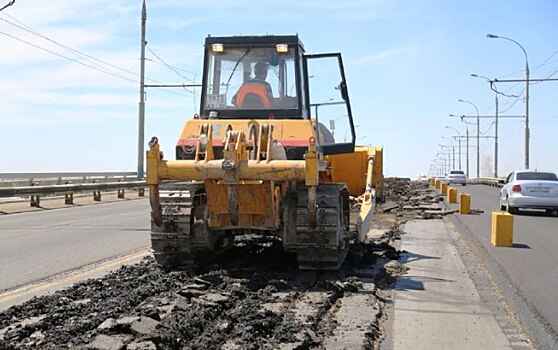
[{"left": 200, "top": 35, "right": 355, "bottom": 155}]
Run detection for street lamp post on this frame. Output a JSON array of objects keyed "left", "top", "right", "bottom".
[
  {"left": 451, "top": 117, "right": 471, "bottom": 179},
  {"left": 471, "top": 74, "right": 499, "bottom": 177},
  {"left": 434, "top": 159, "right": 444, "bottom": 176},
  {"left": 458, "top": 99, "right": 480, "bottom": 178},
  {"left": 439, "top": 147, "right": 453, "bottom": 173},
  {"left": 441, "top": 137, "right": 455, "bottom": 169},
  {"left": 435, "top": 155, "right": 446, "bottom": 175},
  {"left": 445, "top": 126, "right": 462, "bottom": 170},
  {"left": 487, "top": 33, "right": 529, "bottom": 169},
  {"left": 437, "top": 152, "right": 450, "bottom": 175},
  {"left": 465, "top": 127, "right": 469, "bottom": 178},
  {"left": 437, "top": 162, "right": 443, "bottom": 177}
]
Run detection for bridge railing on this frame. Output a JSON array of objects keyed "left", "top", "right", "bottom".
[
  {"left": 468, "top": 177, "right": 505, "bottom": 187},
  {"left": 0, "top": 172, "right": 146, "bottom": 207}
]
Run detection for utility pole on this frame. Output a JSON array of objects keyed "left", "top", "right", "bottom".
[
  {"left": 455, "top": 136, "right": 461, "bottom": 170},
  {"left": 470, "top": 74, "right": 502, "bottom": 178},
  {"left": 445, "top": 126, "right": 462, "bottom": 170},
  {"left": 494, "top": 94, "right": 499, "bottom": 177},
  {"left": 486, "top": 34, "right": 530, "bottom": 169},
  {"left": 458, "top": 99, "right": 480, "bottom": 178},
  {"left": 525, "top": 60, "right": 530, "bottom": 169},
  {"left": 452, "top": 113, "right": 523, "bottom": 179},
  {"left": 137, "top": 0, "right": 147, "bottom": 179},
  {"left": 465, "top": 127, "right": 469, "bottom": 178}
]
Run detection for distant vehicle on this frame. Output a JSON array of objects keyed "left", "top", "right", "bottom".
[
  {"left": 435, "top": 176, "right": 447, "bottom": 183},
  {"left": 447, "top": 169, "right": 466, "bottom": 186},
  {"left": 416, "top": 173, "right": 428, "bottom": 183},
  {"left": 499, "top": 170, "right": 558, "bottom": 214}
]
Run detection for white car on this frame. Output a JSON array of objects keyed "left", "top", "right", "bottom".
[
  {"left": 499, "top": 170, "right": 558, "bottom": 214},
  {"left": 447, "top": 170, "right": 467, "bottom": 186}
]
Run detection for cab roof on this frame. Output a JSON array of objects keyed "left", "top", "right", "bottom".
[{"left": 205, "top": 35, "right": 304, "bottom": 50}]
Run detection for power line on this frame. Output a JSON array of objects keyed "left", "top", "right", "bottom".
[
  {"left": 532, "top": 49, "right": 558, "bottom": 73},
  {"left": 0, "top": 13, "right": 195, "bottom": 98},
  {"left": 485, "top": 48, "right": 558, "bottom": 103},
  {"left": 0, "top": 0, "right": 15, "bottom": 12},
  {"left": 0, "top": 13, "right": 140, "bottom": 78},
  {"left": 0, "top": 29, "right": 138, "bottom": 83},
  {"left": 480, "top": 121, "right": 495, "bottom": 135},
  {"left": 0, "top": 30, "right": 193, "bottom": 98},
  {"left": 531, "top": 114, "right": 558, "bottom": 125},
  {"left": 0, "top": 29, "right": 195, "bottom": 98},
  {"left": 496, "top": 49, "right": 558, "bottom": 79},
  {"left": 146, "top": 44, "right": 196, "bottom": 84}
]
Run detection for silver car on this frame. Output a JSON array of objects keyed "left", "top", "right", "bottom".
[
  {"left": 447, "top": 170, "right": 467, "bottom": 186},
  {"left": 499, "top": 170, "right": 558, "bottom": 214}
]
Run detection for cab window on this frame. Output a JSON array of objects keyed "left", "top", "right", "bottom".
[{"left": 204, "top": 47, "right": 298, "bottom": 111}]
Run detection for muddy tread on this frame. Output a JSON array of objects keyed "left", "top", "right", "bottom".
[
  {"left": 291, "top": 183, "right": 349, "bottom": 270},
  {"left": 151, "top": 181, "right": 205, "bottom": 267}
]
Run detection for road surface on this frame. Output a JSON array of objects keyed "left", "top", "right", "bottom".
[
  {"left": 449, "top": 183, "right": 558, "bottom": 348},
  {"left": 0, "top": 199, "right": 151, "bottom": 293}
]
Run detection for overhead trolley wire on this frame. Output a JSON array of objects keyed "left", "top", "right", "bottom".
[
  {"left": 0, "top": 13, "right": 198, "bottom": 98},
  {"left": 0, "top": 14, "right": 140, "bottom": 79},
  {"left": 0, "top": 29, "right": 138, "bottom": 83}
]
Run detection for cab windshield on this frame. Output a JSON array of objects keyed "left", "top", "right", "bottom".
[{"left": 204, "top": 46, "right": 298, "bottom": 112}]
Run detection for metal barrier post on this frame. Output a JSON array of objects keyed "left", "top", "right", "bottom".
[{"left": 65, "top": 193, "right": 74, "bottom": 205}]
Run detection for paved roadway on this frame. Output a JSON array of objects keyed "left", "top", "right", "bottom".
[
  {"left": 449, "top": 184, "right": 558, "bottom": 348},
  {"left": 0, "top": 200, "right": 151, "bottom": 292},
  {"left": 1, "top": 188, "right": 557, "bottom": 346}
]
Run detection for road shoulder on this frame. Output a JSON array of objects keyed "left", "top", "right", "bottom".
[{"left": 390, "top": 219, "right": 531, "bottom": 349}]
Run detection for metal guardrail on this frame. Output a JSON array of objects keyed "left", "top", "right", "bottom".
[
  {"left": 0, "top": 172, "right": 138, "bottom": 187},
  {"left": 0, "top": 172, "right": 146, "bottom": 207}
]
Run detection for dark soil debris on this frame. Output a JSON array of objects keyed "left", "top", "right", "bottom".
[{"left": 0, "top": 177, "right": 440, "bottom": 349}]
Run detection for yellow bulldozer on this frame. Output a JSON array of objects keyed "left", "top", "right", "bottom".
[{"left": 146, "top": 35, "right": 383, "bottom": 270}]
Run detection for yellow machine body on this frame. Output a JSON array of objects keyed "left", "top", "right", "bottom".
[{"left": 145, "top": 34, "right": 383, "bottom": 270}]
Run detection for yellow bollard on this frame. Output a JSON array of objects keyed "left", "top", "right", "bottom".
[
  {"left": 491, "top": 211, "right": 513, "bottom": 247},
  {"left": 459, "top": 193, "right": 471, "bottom": 214},
  {"left": 435, "top": 179, "right": 441, "bottom": 189},
  {"left": 441, "top": 183, "right": 448, "bottom": 195},
  {"left": 448, "top": 188, "right": 457, "bottom": 203}
]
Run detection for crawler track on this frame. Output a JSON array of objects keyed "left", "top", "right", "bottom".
[
  {"left": 290, "top": 183, "right": 351, "bottom": 270},
  {"left": 151, "top": 182, "right": 221, "bottom": 267},
  {"left": 153, "top": 182, "right": 352, "bottom": 271}
]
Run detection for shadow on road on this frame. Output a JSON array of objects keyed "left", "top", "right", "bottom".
[{"left": 400, "top": 251, "right": 440, "bottom": 264}]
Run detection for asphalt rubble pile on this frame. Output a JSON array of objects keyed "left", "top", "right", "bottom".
[
  {"left": 379, "top": 178, "right": 453, "bottom": 220},
  {"left": 0, "top": 178, "right": 441, "bottom": 350}
]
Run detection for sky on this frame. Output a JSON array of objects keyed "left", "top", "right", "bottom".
[{"left": 0, "top": 0, "right": 557, "bottom": 179}]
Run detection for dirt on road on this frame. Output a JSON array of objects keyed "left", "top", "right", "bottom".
[{"left": 0, "top": 179, "right": 441, "bottom": 349}]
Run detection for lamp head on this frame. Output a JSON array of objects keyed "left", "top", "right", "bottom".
[{"left": 486, "top": 34, "right": 498, "bottom": 39}]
